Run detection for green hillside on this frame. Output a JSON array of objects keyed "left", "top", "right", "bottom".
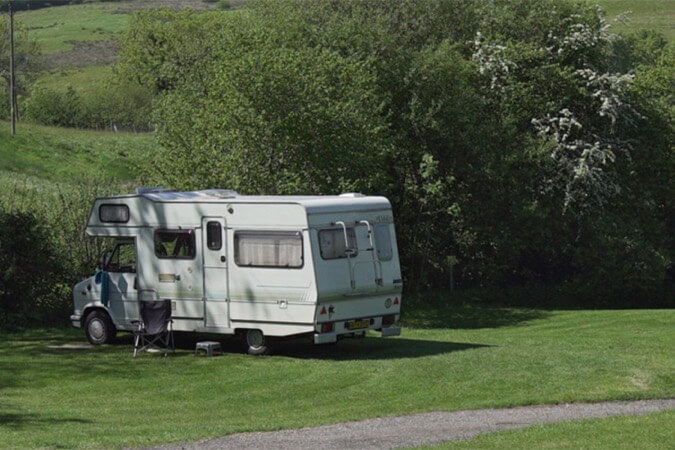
[
  {"left": 0, "top": 121, "right": 154, "bottom": 183},
  {"left": 20, "top": 2, "right": 126, "bottom": 54},
  {"left": 600, "top": 0, "right": 675, "bottom": 40},
  {"left": 16, "top": 0, "right": 672, "bottom": 98}
]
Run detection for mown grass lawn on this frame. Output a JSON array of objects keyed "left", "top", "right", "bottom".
[{"left": 0, "top": 306, "right": 672, "bottom": 448}]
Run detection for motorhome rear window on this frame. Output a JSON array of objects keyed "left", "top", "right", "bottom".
[
  {"left": 319, "top": 228, "right": 358, "bottom": 260},
  {"left": 99, "top": 204, "right": 129, "bottom": 223},
  {"left": 374, "top": 224, "right": 393, "bottom": 261},
  {"left": 154, "top": 230, "right": 196, "bottom": 259},
  {"left": 206, "top": 221, "right": 222, "bottom": 250},
  {"left": 234, "top": 231, "right": 303, "bottom": 268}
]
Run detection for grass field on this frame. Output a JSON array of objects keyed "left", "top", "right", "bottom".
[
  {"left": 0, "top": 306, "right": 672, "bottom": 448},
  {"left": 33, "top": 65, "right": 113, "bottom": 95},
  {"left": 0, "top": 121, "right": 154, "bottom": 183},
  {"left": 599, "top": 0, "right": 675, "bottom": 41},
  {"left": 19, "top": 2, "right": 127, "bottom": 54},
  {"left": 431, "top": 409, "right": 675, "bottom": 448}
]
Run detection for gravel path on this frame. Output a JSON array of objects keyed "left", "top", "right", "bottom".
[{"left": 155, "top": 399, "right": 675, "bottom": 449}]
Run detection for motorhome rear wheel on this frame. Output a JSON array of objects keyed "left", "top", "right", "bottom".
[{"left": 245, "top": 329, "right": 271, "bottom": 355}]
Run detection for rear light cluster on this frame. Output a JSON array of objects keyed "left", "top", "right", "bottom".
[
  {"left": 321, "top": 322, "right": 334, "bottom": 333},
  {"left": 382, "top": 314, "right": 396, "bottom": 326}
]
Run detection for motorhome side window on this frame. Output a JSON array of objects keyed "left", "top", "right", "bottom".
[
  {"left": 154, "top": 230, "right": 196, "bottom": 259},
  {"left": 106, "top": 242, "right": 136, "bottom": 273},
  {"left": 319, "top": 228, "right": 358, "bottom": 260},
  {"left": 206, "top": 221, "right": 222, "bottom": 250},
  {"left": 234, "top": 231, "right": 303, "bottom": 268},
  {"left": 374, "top": 224, "right": 393, "bottom": 261},
  {"left": 99, "top": 204, "right": 129, "bottom": 223}
]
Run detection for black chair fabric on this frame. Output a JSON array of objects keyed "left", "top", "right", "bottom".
[
  {"left": 132, "top": 300, "right": 174, "bottom": 357},
  {"left": 141, "top": 300, "right": 171, "bottom": 335}
]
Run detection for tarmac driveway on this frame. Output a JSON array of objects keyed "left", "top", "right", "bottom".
[{"left": 154, "top": 399, "right": 675, "bottom": 449}]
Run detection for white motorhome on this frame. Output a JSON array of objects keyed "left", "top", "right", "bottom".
[{"left": 72, "top": 189, "right": 402, "bottom": 354}]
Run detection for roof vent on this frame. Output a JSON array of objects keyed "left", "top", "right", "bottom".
[
  {"left": 203, "top": 189, "right": 239, "bottom": 199},
  {"left": 339, "top": 192, "right": 365, "bottom": 198},
  {"left": 135, "top": 187, "right": 173, "bottom": 195}
]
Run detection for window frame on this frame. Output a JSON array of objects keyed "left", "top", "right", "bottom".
[
  {"left": 154, "top": 229, "right": 197, "bottom": 260},
  {"left": 99, "top": 203, "right": 130, "bottom": 223},
  {"left": 318, "top": 227, "right": 358, "bottom": 260},
  {"left": 234, "top": 230, "right": 304, "bottom": 269}
]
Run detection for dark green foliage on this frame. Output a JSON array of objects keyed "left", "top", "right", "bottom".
[
  {"left": 0, "top": 209, "right": 64, "bottom": 327},
  {"left": 0, "top": 180, "right": 119, "bottom": 327},
  {"left": 114, "top": 0, "right": 673, "bottom": 305},
  {"left": 25, "top": 85, "right": 83, "bottom": 127},
  {"left": 24, "top": 82, "right": 153, "bottom": 131}
]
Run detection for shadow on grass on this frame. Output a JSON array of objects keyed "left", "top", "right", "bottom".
[
  {"left": 2, "top": 322, "right": 493, "bottom": 363},
  {"left": 273, "top": 337, "right": 489, "bottom": 361},
  {"left": 0, "top": 408, "right": 93, "bottom": 429},
  {"left": 401, "top": 303, "right": 550, "bottom": 329},
  {"left": 108, "top": 332, "right": 487, "bottom": 361},
  {"left": 1, "top": 312, "right": 498, "bottom": 366},
  {"left": 164, "top": 331, "right": 490, "bottom": 360}
]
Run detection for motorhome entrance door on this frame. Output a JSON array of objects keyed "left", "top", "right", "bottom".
[{"left": 202, "top": 217, "right": 229, "bottom": 328}]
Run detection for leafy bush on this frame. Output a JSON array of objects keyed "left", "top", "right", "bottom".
[
  {"left": 0, "top": 209, "right": 65, "bottom": 327},
  {"left": 0, "top": 178, "right": 122, "bottom": 327},
  {"left": 25, "top": 85, "right": 83, "bottom": 127},
  {"left": 80, "top": 82, "right": 154, "bottom": 131},
  {"left": 24, "top": 81, "right": 153, "bottom": 131}
]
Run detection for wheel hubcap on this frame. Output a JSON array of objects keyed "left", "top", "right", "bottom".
[
  {"left": 247, "top": 330, "right": 264, "bottom": 348},
  {"left": 89, "top": 319, "right": 104, "bottom": 340}
]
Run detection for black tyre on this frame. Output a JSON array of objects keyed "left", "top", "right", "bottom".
[
  {"left": 84, "top": 310, "right": 116, "bottom": 345},
  {"left": 245, "top": 329, "right": 272, "bottom": 355}
]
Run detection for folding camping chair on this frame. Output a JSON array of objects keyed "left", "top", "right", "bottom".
[{"left": 132, "top": 300, "right": 174, "bottom": 357}]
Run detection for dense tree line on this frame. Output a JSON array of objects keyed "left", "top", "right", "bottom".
[
  {"left": 115, "top": 0, "right": 673, "bottom": 306},
  {"left": 0, "top": 182, "right": 113, "bottom": 327}
]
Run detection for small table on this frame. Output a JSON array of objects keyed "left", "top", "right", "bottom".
[{"left": 195, "top": 341, "right": 222, "bottom": 357}]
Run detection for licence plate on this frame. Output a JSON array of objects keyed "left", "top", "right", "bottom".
[{"left": 345, "top": 319, "right": 369, "bottom": 330}]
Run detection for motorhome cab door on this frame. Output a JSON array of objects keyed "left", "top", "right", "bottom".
[
  {"left": 202, "top": 217, "right": 229, "bottom": 328},
  {"left": 105, "top": 239, "right": 138, "bottom": 324}
]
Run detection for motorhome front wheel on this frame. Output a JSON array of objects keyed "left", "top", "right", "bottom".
[
  {"left": 245, "top": 329, "right": 271, "bottom": 355},
  {"left": 84, "top": 311, "right": 116, "bottom": 345}
]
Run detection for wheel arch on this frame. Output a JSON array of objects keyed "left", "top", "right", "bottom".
[{"left": 81, "top": 305, "right": 113, "bottom": 328}]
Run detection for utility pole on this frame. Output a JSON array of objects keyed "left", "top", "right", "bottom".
[{"left": 9, "top": 0, "right": 17, "bottom": 136}]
